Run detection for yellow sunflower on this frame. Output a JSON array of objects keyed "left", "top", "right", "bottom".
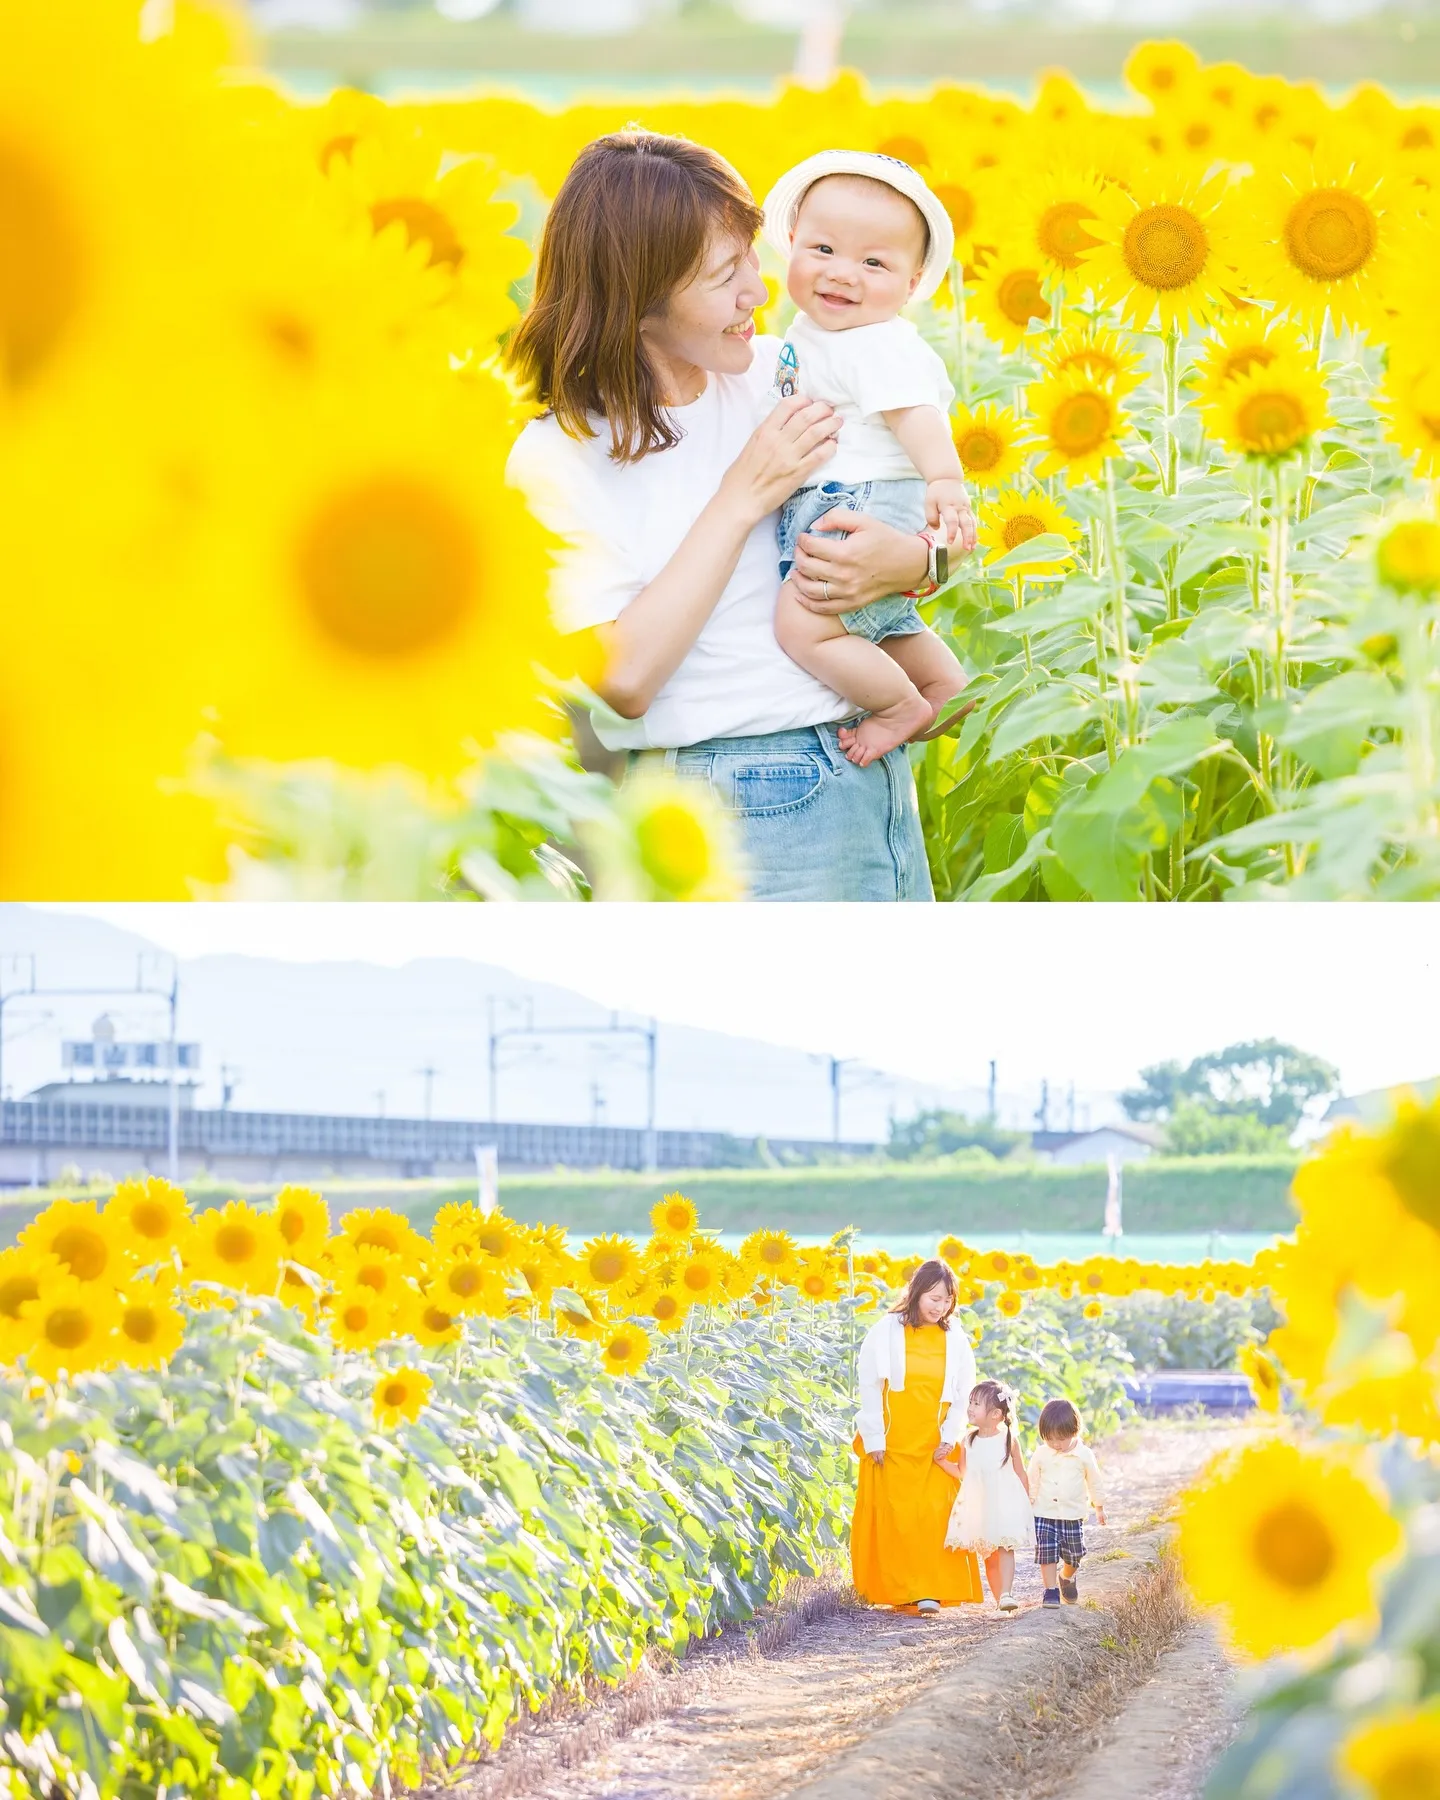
[
  {"left": 337, "top": 1207, "right": 430, "bottom": 1263},
  {"left": 1086, "top": 177, "right": 1231, "bottom": 334},
  {"left": 19, "top": 1197, "right": 129, "bottom": 1287},
  {"left": 793, "top": 1251, "right": 841, "bottom": 1304},
  {"left": 1082, "top": 1299, "right": 1104, "bottom": 1321},
  {"left": 1228, "top": 149, "right": 1408, "bottom": 333},
  {"left": 600, "top": 1322, "right": 652, "bottom": 1377},
  {"left": 324, "top": 123, "right": 531, "bottom": 357},
  {"left": 0, "top": 1248, "right": 64, "bottom": 1366},
  {"left": 17, "top": 1269, "right": 121, "bottom": 1382},
  {"left": 1124, "top": 40, "right": 1202, "bottom": 105},
  {"left": 272, "top": 1186, "right": 330, "bottom": 1265},
  {"left": 372, "top": 1365, "right": 432, "bottom": 1427},
  {"left": 1203, "top": 355, "right": 1331, "bottom": 459},
  {"left": 645, "top": 1284, "right": 691, "bottom": 1333},
  {"left": 677, "top": 1248, "right": 727, "bottom": 1305},
  {"left": 1176, "top": 1439, "right": 1401, "bottom": 1658},
  {"left": 328, "top": 1240, "right": 411, "bottom": 1302},
  {"left": 1379, "top": 362, "right": 1440, "bottom": 480},
  {"left": 431, "top": 1251, "right": 507, "bottom": 1318},
  {"left": 594, "top": 775, "right": 745, "bottom": 902},
  {"left": 950, "top": 402, "right": 1033, "bottom": 489},
  {"left": 104, "top": 1176, "right": 194, "bottom": 1264},
  {"left": 186, "top": 1201, "right": 284, "bottom": 1295},
  {"left": 1012, "top": 166, "right": 1109, "bottom": 281},
  {"left": 1375, "top": 517, "right": 1440, "bottom": 596},
  {"left": 581, "top": 1235, "right": 642, "bottom": 1292},
  {"left": 1192, "top": 314, "right": 1308, "bottom": 409},
  {"left": 1338, "top": 1703, "right": 1440, "bottom": 1800},
  {"left": 1238, "top": 1344, "right": 1283, "bottom": 1413},
  {"left": 511, "top": 1235, "right": 559, "bottom": 1309},
  {"left": 1039, "top": 325, "right": 1146, "bottom": 400},
  {"left": 996, "top": 1290, "right": 1024, "bottom": 1318},
  {"left": 969, "top": 248, "right": 1051, "bottom": 352},
  {"left": 554, "top": 1294, "right": 606, "bottom": 1342},
  {"left": 278, "top": 1260, "right": 324, "bottom": 1327},
  {"left": 978, "top": 487, "right": 1082, "bottom": 576},
  {"left": 650, "top": 1193, "right": 699, "bottom": 1238},
  {"left": 327, "top": 1283, "right": 394, "bottom": 1351},
  {"left": 1027, "top": 373, "right": 1130, "bottom": 484},
  {"left": 980, "top": 1249, "right": 1014, "bottom": 1281},
  {"left": 741, "top": 1228, "right": 800, "bottom": 1283},
  {"left": 924, "top": 159, "right": 1003, "bottom": 266},
  {"left": 113, "top": 1272, "right": 187, "bottom": 1371},
  {"left": 410, "top": 1292, "right": 464, "bottom": 1347}
]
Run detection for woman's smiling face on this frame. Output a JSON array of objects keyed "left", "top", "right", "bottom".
[
  {"left": 641, "top": 229, "right": 767, "bottom": 385},
  {"left": 915, "top": 1279, "right": 952, "bottom": 1325}
]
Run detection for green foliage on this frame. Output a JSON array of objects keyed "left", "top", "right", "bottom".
[
  {"left": 1102, "top": 1290, "right": 1283, "bottom": 1372},
  {"left": 915, "top": 320, "right": 1440, "bottom": 901},
  {"left": 1123, "top": 1039, "right": 1339, "bottom": 1130},
  {"left": 0, "top": 1299, "right": 855, "bottom": 1799},
  {"left": 1161, "top": 1100, "right": 1291, "bottom": 1157},
  {"left": 972, "top": 1293, "right": 1135, "bottom": 1440},
  {"left": 885, "top": 1109, "right": 1026, "bottom": 1162}
]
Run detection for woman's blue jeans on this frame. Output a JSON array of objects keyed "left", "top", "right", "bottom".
[{"left": 630, "top": 724, "right": 934, "bottom": 902}]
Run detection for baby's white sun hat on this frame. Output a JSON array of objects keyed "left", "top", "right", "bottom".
[{"left": 761, "top": 149, "right": 956, "bottom": 305}]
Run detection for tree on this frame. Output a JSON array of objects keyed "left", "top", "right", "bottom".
[
  {"left": 1160, "top": 1100, "right": 1292, "bottom": 1157},
  {"left": 1122, "top": 1039, "right": 1340, "bottom": 1133},
  {"left": 887, "top": 1109, "right": 1024, "bottom": 1162}
]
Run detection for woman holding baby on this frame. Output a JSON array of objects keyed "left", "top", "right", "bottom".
[{"left": 505, "top": 131, "right": 976, "bottom": 902}]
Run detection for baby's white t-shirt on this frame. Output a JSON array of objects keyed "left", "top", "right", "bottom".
[
  {"left": 504, "top": 338, "right": 850, "bottom": 752},
  {"left": 773, "top": 312, "right": 955, "bottom": 487}
]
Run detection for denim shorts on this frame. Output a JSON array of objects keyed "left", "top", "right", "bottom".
[
  {"left": 777, "top": 478, "right": 928, "bottom": 644},
  {"left": 628, "top": 724, "right": 933, "bottom": 902}
]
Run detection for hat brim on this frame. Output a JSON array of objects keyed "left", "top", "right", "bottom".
[{"left": 761, "top": 150, "right": 955, "bottom": 305}]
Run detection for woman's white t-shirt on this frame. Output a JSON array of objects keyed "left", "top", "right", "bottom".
[{"left": 504, "top": 337, "right": 849, "bottom": 751}]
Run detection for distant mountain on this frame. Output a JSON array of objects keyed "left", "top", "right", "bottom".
[{"left": 0, "top": 905, "right": 1051, "bottom": 1142}]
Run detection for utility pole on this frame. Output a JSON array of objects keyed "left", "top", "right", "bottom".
[
  {"left": 987, "top": 1059, "right": 998, "bottom": 1123},
  {"left": 220, "top": 1065, "right": 240, "bottom": 1109},
  {"left": 374, "top": 1089, "right": 386, "bottom": 1118},
  {"left": 416, "top": 1065, "right": 438, "bottom": 1120},
  {"left": 488, "top": 1012, "right": 659, "bottom": 1173},
  {"left": 1035, "top": 1079, "right": 1050, "bottom": 1133},
  {"left": 1067, "top": 1081, "right": 1076, "bottom": 1133}
]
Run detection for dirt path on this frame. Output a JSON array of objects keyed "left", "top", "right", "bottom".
[{"left": 445, "top": 1419, "right": 1248, "bottom": 1800}]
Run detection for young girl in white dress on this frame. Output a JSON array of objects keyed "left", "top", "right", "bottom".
[{"left": 943, "top": 1380, "right": 1035, "bottom": 1611}]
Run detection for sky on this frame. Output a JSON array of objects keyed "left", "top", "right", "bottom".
[{"left": 33, "top": 902, "right": 1440, "bottom": 1101}]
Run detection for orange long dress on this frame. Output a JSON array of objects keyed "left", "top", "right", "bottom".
[{"left": 850, "top": 1324, "right": 983, "bottom": 1608}]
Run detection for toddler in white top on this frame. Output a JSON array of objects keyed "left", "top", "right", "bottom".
[
  {"left": 1028, "top": 1398, "right": 1108, "bottom": 1609},
  {"left": 762, "top": 151, "right": 970, "bottom": 768}
]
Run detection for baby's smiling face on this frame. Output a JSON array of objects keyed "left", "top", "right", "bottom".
[{"left": 786, "top": 174, "right": 929, "bottom": 331}]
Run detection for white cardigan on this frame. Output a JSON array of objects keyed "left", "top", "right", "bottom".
[{"left": 855, "top": 1313, "right": 976, "bottom": 1454}]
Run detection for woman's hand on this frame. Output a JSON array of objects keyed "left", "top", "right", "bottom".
[
  {"left": 869, "top": 1450, "right": 886, "bottom": 1467},
  {"left": 932, "top": 1444, "right": 954, "bottom": 1465},
  {"left": 791, "top": 503, "right": 977, "bottom": 614},
  {"left": 720, "top": 394, "right": 841, "bottom": 528}
]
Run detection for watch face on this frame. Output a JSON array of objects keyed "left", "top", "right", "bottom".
[{"left": 934, "top": 542, "right": 949, "bottom": 586}]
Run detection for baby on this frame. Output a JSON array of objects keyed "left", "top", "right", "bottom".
[
  {"left": 1028, "top": 1398, "right": 1107, "bottom": 1608},
  {"left": 762, "top": 150, "right": 970, "bottom": 768}
]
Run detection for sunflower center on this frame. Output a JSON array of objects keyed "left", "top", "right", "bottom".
[
  {"left": 357, "top": 1264, "right": 388, "bottom": 1291},
  {"left": 279, "top": 1209, "right": 306, "bottom": 1244},
  {"left": 0, "top": 1274, "right": 39, "bottom": 1319},
  {"left": 319, "top": 133, "right": 358, "bottom": 172},
  {"left": 369, "top": 197, "right": 464, "bottom": 271},
  {"left": 448, "top": 1263, "right": 482, "bottom": 1296},
  {"left": 957, "top": 427, "right": 1004, "bottom": 472},
  {"left": 1050, "top": 391, "right": 1113, "bottom": 455},
  {"left": 933, "top": 182, "right": 975, "bottom": 237},
  {"left": 124, "top": 1307, "right": 159, "bottom": 1344},
  {"left": 476, "top": 1228, "right": 509, "bottom": 1257},
  {"left": 0, "top": 139, "right": 84, "bottom": 391},
  {"left": 381, "top": 1378, "right": 409, "bottom": 1406},
  {"left": 591, "top": 1251, "right": 627, "bottom": 1283},
  {"left": 354, "top": 1225, "right": 401, "bottom": 1252},
  {"left": 215, "top": 1223, "right": 257, "bottom": 1265},
  {"left": 637, "top": 804, "right": 711, "bottom": 896},
  {"left": 1364, "top": 1749, "right": 1440, "bottom": 1800},
  {"left": 1037, "top": 201, "right": 1100, "bottom": 269},
  {"left": 664, "top": 1205, "right": 691, "bottom": 1230},
  {"left": 423, "top": 1304, "right": 455, "bottom": 1332},
  {"left": 1001, "top": 513, "right": 1047, "bottom": 549},
  {"left": 1401, "top": 124, "right": 1435, "bottom": 150},
  {"left": 259, "top": 309, "right": 315, "bottom": 367},
  {"left": 132, "top": 1201, "right": 172, "bottom": 1240},
  {"left": 1235, "top": 390, "right": 1308, "bottom": 451},
  {"left": 1283, "top": 188, "right": 1377, "bottom": 282},
  {"left": 45, "top": 1306, "right": 89, "bottom": 1351},
  {"left": 1150, "top": 64, "right": 1178, "bottom": 91},
  {"left": 1122, "top": 204, "right": 1208, "bottom": 290},
  {"left": 654, "top": 1295, "right": 679, "bottom": 1319},
  {"left": 1184, "top": 121, "right": 1213, "bottom": 149},
  {"left": 297, "top": 477, "right": 475, "bottom": 659},
  {"left": 996, "top": 268, "right": 1047, "bottom": 328},
  {"left": 608, "top": 1334, "right": 634, "bottom": 1360},
  {"left": 803, "top": 1274, "right": 826, "bottom": 1295},
  {"left": 53, "top": 1225, "right": 107, "bottom": 1283},
  {"left": 875, "top": 135, "right": 930, "bottom": 170},
  {"left": 1384, "top": 1109, "right": 1440, "bottom": 1224},
  {"left": 1252, "top": 1499, "right": 1335, "bottom": 1590},
  {"left": 342, "top": 1302, "right": 370, "bottom": 1330},
  {"left": 1226, "top": 345, "right": 1277, "bottom": 380},
  {"left": 683, "top": 1265, "right": 714, "bottom": 1293}
]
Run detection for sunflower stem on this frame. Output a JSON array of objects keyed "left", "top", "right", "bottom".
[
  {"left": 1101, "top": 460, "right": 1137, "bottom": 747},
  {"left": 1012, "top": 573, "right": 1032, "bottom": 674},
  {"left": 951, "top": 262, "right": 970, "bottom": 406},
  {"left": 1161, "top": 323, "right": 1180, "bottom": 499}
]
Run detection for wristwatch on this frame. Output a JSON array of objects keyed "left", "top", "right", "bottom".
[{"left": 903, "top": 529, "right": 949, "bottom": 601}]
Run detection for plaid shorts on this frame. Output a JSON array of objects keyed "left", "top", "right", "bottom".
[{"left": 1034, "top": 1517, "right": 1086, "bottom": 1566}]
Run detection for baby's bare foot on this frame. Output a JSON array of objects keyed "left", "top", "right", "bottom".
[{"left": 844, "top": 691, "right": 934, "bottom": 767}]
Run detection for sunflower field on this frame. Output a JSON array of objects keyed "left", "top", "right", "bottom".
[
  {"left": 4, "top": 6, "right": 1440, "bottom": 897},
  {"left": 0, "top": 5, "right": 1435, "bottom": 901},
  {"left": 0, "top": 1165, "right": 1289, "bottom": 1797}
]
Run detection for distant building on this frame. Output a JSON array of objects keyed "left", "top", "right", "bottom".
[
  {"left": 1323, "top": 1078, "right": 1440, "bottom": 1131},
  {"left": 24, "top": 1079, "right": 199, "bottom": 1112},
  {"left": 1031, "top": 1123, "right": 1162, "bottom": 1167}
]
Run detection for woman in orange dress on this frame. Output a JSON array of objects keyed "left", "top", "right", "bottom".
[{"left": 851, "top": 1258, "right": 983, "bottom": 1611}]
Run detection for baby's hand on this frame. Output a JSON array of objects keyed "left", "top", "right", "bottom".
[
  {"left": 926, "top": 477, "right": 968, "bottom": 544},
  {"left": 1095, "top": 1505, "right": 1108, "bottom": 1527}
]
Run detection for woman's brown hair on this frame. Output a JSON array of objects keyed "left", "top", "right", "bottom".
[
  {"left": 507, "top": 130, "right": 764, "bottom": 465},
  {"left": 889, "top": 1258, "right": 957, "bottom": 1330}
]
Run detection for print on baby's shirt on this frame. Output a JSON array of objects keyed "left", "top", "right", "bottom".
[{"left": 775, "top": 341, "right": 800, "bottom": 398}]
